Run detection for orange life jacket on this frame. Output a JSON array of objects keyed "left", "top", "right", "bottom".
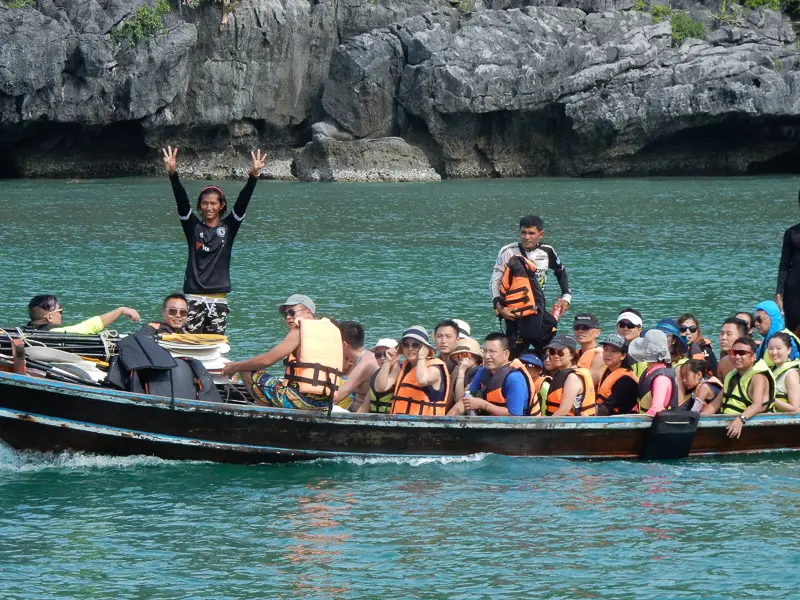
[
  {"left": 474, "top": 364, "right": 535, "bottom": 415},
  {"left": 496, "top": 254, "right": 544, "bottom": 320},
  {"left": 596, "top": 367, "right": 638, "bottom": 413},
  {"left": 577, "top": 346, "right": 601, "bottom": 370},
  {"left": 545, "top": 367, "right": 596, "bottom": 416},
  {"left": 283, "top": 318, "right": 344, "bottom": 397},
  {"left": 391, "top": 357, "right": 451, "bottom": 416}
]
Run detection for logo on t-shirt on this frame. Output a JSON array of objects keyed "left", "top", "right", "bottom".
[{"left": 216, "top": 227, "right": 227, "bottom": 238}]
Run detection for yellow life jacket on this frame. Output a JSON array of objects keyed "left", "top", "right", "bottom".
[
  {"left": 637, "top": 365, "right": 679, "bottom": 413},
  {"left": 369, "top": 370, "right": 393, "bottom": 414},
  {"left": 283, "top": 318, "right": 344, "bottom": 397},
  {"left": 632, "top": 361, "right": 648, "bottom": 378},
  {"left": 762, "top": 329, "right": 800, "bottom": 367},
  {"left": 721, "top": 359, "right": 775, "bottom": 415},
  {"left": 771, "top": 359, "right": 800, "bottom": 408}
]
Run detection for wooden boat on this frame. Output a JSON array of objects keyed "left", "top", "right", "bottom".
[{"left": 1, "top": 367, "right": 799, "bottom": 463}]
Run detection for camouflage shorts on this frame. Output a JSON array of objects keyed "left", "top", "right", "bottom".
[{"left": 185, "top": 297, "right": 229, "bottom": 334}]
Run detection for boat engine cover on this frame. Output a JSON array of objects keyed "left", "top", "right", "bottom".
[{"left": 640, "top": 410, "right": 700, "bottom": 461}]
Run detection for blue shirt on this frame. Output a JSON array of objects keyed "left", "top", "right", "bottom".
[{"left": 468, "top": 367, "right": 529, "bottom": 416}]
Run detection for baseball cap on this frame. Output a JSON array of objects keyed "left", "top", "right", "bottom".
[
  {"left": 452, "top": 318, "right": 471, "bottom": 339},
  {"left": 278, "top": 294, "right": 316, "bottom": 315},
  {"left": 545, "top": 334, "right": 578, "bottom": 352},
  {"left": 601, "top": 333, "right": 628, "bottom": 352},
  {"left": 617, "top": 311, "right": 643, "bottom": 327},
  {"left": 573, "top": 313, "right": 600, "bottom": 329},
  {"left": 519, "top": 352, "right": 544, "bottom": 368}
]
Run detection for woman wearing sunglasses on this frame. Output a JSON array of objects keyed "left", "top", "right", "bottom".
[
  {"left": 767, "top": 332, "right": 800, "bottom": 413},
  {"left": 359, "top": 338, "right": 398, "bottom": 414},
  {"left": 449, "top": 337, "right": 484, "bottom": 408},
  {"left": 677, "top": 313, "right": 717, "bottom": 375},
  {"left": 753, "top": 300, "right": 800, "bottom": 366},
  {"left": 375, "top": 326, "right": 450, "bottom": 416},
  {"left": 702, "top": 337, "right": 775, "bottom": 439},
  {"left": 544, "top": 334, "right": 596, "bottom": 416}
]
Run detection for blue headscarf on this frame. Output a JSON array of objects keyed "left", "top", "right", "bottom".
[{"left": 754, "top": 300, "right": 799, "bottom": 360}]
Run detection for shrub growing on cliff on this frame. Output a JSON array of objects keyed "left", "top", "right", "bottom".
[
  {"left": 634, "top": 0, "right": 647, "bottom": 10},
  {"left": 780, "top": 0, "right": 800, "bottom": 13},
  {"left": 6, "top": 0, "right": 35, "bottom": 7},
  {"left": 652, "top": 3, "right": 672, "bottom": 22},
  {"left": 743, "top": 0, "right": 780, "bottom": 9},
  {"left": 671, "top": 11, "right": 705, "bottom": 45},
  {"left": 111, "top": 1, "right": 172, "bottom": 47}
]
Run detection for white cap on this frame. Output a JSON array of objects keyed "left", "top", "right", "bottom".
[
  {"left": 371, "top": 338, "right": 398, "bottom": 351},
  {"left": 452, "top": 318, "right": 471, "bottom": 339},
  {"left": 616, "top": 311, "right": 643, "bottom": 327}
]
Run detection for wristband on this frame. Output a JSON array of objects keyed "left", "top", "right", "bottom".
[{"left": 738, "top": 415, "right": 748, "bottom": 425}]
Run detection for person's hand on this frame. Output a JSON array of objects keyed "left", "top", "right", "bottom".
[
  {"left": 385, "top": 347, "right": 400, "bottom": 366},
  {"left": 556, "top": 298, "right": 570, "bottom": 312},
  {"left": 498, "top": 306, "right": 516, "bottom": 320},
  {"left": 250, "top": 149, "right": 267, "bottom": 177},
  {"left": 120, "top": 307, "right": 140, "bottom": 322},
  {"left": 417, "top": 344, "right": 430, "bottom": 361},
  {"left": 221, "top": 362, "right": 239, "bottom": 378},
  {"left": 162, "top": 146, "right": 178, "bottom": 175},
  {"left": 776, "top": 293, "right": 784, "bottom": 315},
  {"left": 727, "top": 416, "right": 744, "bottom": 439},
  {"left": 463, "top": 395, "right": 485, "bottom": 412},
  {"left": 458, "top": 357, "right": 472, "bottom": 374}
]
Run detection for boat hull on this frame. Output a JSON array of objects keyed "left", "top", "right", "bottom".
[{"left": 0, "top": 372, "right": 798, "bottom": 463}]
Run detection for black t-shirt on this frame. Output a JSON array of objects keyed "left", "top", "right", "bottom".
[{"left": 170, "top": 174, "right": 258, "bottom": 295}]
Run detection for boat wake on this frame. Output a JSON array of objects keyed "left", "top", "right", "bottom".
[
  {"left": 0, "top": 443, "right": 187, "bottom": 473},
  {"left": 318, "top": 453, "right": 490, "bottom": 467}
]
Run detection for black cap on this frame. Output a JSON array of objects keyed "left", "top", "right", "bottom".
[
  {"left": 545, "top": 334, "right": 578, "bottom": 352},
  {"left": 573, "top": 313, "right": 600, "bottom": 329}
]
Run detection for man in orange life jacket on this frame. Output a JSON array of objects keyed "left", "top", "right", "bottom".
[
  {"left": 491, "top": 215, "right": 572, "bottom": 357},
  {"left": 573, "top": 313, "right": 605, "bottom": 385},
  {"left": 221, "top": 294, "right": 347, "bottom": 411},
  {"left": 447, "top": 333, "right": 532, "bottom": 416}
]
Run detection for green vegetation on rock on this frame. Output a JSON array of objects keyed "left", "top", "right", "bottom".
[
  {"left": 744, "top": 0, "right": 780, "bottom": 10},
  {"left": 671, "top": 10, "right": 705, "bottom": 46},
  {"left": 111, "top": 0, "right": 172, "bottom": 47},
  {"left": 652, "top": 4, "right": 672, "bottom": 22},
  {"left": 634, "top": 0, "right": 647, "bottom": 10},
  {"left": 6, "top": 0, "right": 35, "bottom": 7}
]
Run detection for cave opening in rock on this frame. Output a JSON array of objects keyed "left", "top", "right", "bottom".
[{"left": 0, "top": 150, "right": 22, "bottom": 179}]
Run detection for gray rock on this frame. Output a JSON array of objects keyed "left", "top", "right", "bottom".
[
  {"left": 292, "top": 135, "right": 441, "bottom": 181},
  {"left": 311, "top": 120, "right": 355, "bottom": 141}
]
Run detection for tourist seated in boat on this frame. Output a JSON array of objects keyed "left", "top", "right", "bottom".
[
  {"left": 450, "top": 337, "right": 484, "bottom": 406},
  {"left": 616, "top": 308, "right": 646, "bottom": 377},
  {"left": 334, "top": 321, "right": 379, "bottom": 412},
  {"left": 717, "top": 317, "right": 749, "bottom": 379},
  {"left": 655, "top": 318, "right": 689, "bottom": 397},
  {"left": 680, "top": 359, "right": 722, "bottom": 412},
  {"left": 453, "top": 319, "right": 471, "bottom": 340},
  {"left": 447, "top": 333, "right": 534, "bottom": 416},
  {"left": 702, "top": 336, "right": 775, "bottom": 439},
  {"left": 146, "top": 294, "right": 189, "bottom": 334},
  {"left": 376, "top": 326, "right": 450, "bottom": 416},
  {"left": 628, "top": 329, "right": 679, "bottom": 416},
  {"left": 220, "top": 294, "right": 348, "bottom": 411},
  {"left": 754, "top": 300, "right": 800, "bottom": 366},
  {"left": 677, "top": 313, "right": 718, "bottom": 375},
  {"left": 735, "top": 311, "right": 756, "bottom": 337},
  {"left": 434, "top": 319, "right": 461, "bottom": 372},
  {"left": 26, "top": 294, "right": 140, "bottom": 334},
  {"left": 573, "top": 313, "right": 605, "bottom": 384},
  {"left": 544, "top": 334, "right": 596, "bottom": 416},
  {"left": 767, "top": 332, "right": 800, "bottom": 413},
  {"left": 516, "top": 352, "right": 549, "bottom": 415},
  {"left": 359, "top": 338, "right": 397, "bottom": 413},
  {"left": 595, "top": 334, "right": 638, "bottom": 416}
]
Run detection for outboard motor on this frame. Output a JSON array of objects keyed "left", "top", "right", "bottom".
[{"left": 639, "top": 410, "right": 700, "bottom": 460}]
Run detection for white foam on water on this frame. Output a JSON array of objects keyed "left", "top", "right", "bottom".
[
  {"left": 318, "top": 452, "right": 490, "bottom": 467},
  {"left": 0, "top": 444, "right": 194, "bottom": 473}
]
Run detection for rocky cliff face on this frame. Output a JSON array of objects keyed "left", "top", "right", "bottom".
[{"left": 0, "top": 0, "right": 799, "bottom": 179}]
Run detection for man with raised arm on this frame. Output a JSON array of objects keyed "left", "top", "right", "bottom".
[
  {"left": 491, "top": 215, "right": 571, "bottom": 356},
  {"left": 162, "top": 146, "right": 266, "bottom": 334},
  {"left": 26, "top": 294, "right": 140, "bottom": 334}
]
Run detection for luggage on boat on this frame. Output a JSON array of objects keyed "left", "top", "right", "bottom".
[{"left": 105, "top": 330, "right": 221, "bottom": 403}]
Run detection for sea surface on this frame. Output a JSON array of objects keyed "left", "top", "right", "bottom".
[{"left": 2, "top": 176, "right": 800, "bottom": 598}]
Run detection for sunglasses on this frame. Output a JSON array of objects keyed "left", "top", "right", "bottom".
[
  {"left": 730, "top": 349, "right": 754, "bottom": 357},
  {"left": 679, "top": 325, "right": 698, "bottom": 333},
  {"left": 754, "top": 317, "right": 764, "bottom": 325},
  {"left": 167, "top": 308, "right": 188, "bottom": 317},
  {"left": 546, "top": 347, "right": 567, "bottom": 357},
  {"left": 573, "top": 325, "right": 594, "bottom": 332},
  {"left": 374, "top": 351, "right": 386, "bottom": 359},
  {"left": 617, "top": 321, "right": 639, "bottom": 329},
  {"left": 401, "top": 340, "right": 422, "bottom": 350},
  {"left": 283, "top": 308, "right": 307, "bottom": 318},
  {"left": 46, "top": 308, "right": 64, "bottom": 316}
]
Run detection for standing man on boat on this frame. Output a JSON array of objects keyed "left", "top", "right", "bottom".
[
  {"left": 491, "top": 215, "right": 571, "bottom": 357},
  {"left": 776, "top": 191, "right": 800, "bottom": 334},
  {"left": 162, "top": 146, "right": 266, "bottom": 334}
]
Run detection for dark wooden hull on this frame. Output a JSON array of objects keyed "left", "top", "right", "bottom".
[{"left": 1, "top": 372, "right": 799, "bottom": 463}]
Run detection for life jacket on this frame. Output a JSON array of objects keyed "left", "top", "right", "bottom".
[
  {"left": 681, "top": 376, "right": 722, "bottom": 410},
  {"left": 577, "top": 346, "right": 601, "bottom": 370},
  {"left": 596, "top": 367, "right": 638, "bottom": 413},
  {"left": 632, "top": 361, "right": 648, "bottom": 378},
  {"left": 147, "top": 322, "right": 186, "bottom": 334},
  {"left": 495, "top": 252, "right": 545, "bottom": 320},
  {"left": 772, "top": 359, "right": 800, "bottom": 406},
  {"left": 721, "top": 359, "right": 775, "bottom": 414},
  {"left": 673, "top": 357, "right": 688, "bottom": 370},
  {"left": 368, "top": 370, "right": 393, "bottom": 414},
  {"left": 637, "top": 365, "right": 679, "bottom": 413},
  {"left": 533, "top": 375, "right": 551, "bottom": 416},
  {"left": 474, "top": 364, "right": 534, "bottom": 415},
  {"left": 545, "top": 367, "right": 596, "bottom": 416},
  {"left": 283, "top": 318, "right": 344, "bottom": 397},
  {"left": 690, "top": 338, "right": 713, "bottom": 361},
  {"left": 391, "top": 357, "right": 451, "bottom": 416},
  {"left": 762, "top": 329, "right": 800, "bottom": 366}
]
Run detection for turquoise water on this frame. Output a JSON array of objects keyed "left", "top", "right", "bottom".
[{"left": 3, "top": 176, "right": 800, "bottom": 597}]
